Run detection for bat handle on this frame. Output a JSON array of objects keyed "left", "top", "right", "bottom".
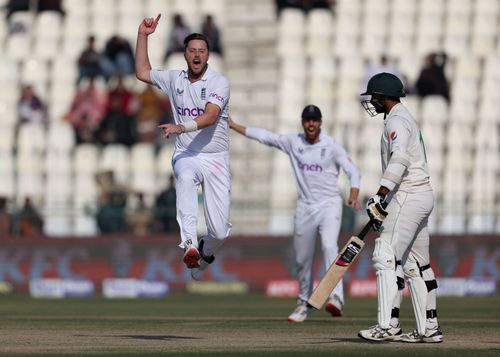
[{"left": 358, "top": 220, "right": 374, "bottom": 240}]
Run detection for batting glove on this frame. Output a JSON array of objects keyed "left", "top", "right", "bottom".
[{"left": 366, "top": 194, "right": 388, "bottom": 231}]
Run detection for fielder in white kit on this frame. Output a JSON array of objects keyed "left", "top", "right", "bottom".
[
  {"left": 230, "top": 105, "right": 361, "bottom": 322},
  {"left": 135, "top": 15, "right": 231, "bottom": 280},
  {"left": 358, "top": 73, "right": 443, "bottom": 343}
]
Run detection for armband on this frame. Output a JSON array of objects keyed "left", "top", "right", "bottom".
[
  {"left": 379, "top": 150, "right": 410, "bottom": 191},
  {"left": 181, "top": 120, "right": 198, "bottom": 133}
]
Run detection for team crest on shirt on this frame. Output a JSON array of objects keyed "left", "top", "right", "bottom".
[
  {"left": 390, "top": 131, "right": 398, "bottom": 141},
  {"left": 201, "top": 88, "right": 206, "bottom": 100}
]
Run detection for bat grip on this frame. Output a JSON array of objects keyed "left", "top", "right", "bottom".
[{"left": 358, "top": 221, "right": 373, "bottom": 240}]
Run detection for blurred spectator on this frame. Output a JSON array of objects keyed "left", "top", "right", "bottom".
[
  {"left": 305, "top": 0, "right": 332, "bottom": 11},
  {"left": 276, "top": 0, "right": 305, "bottom": 16},
  {"left": 4, "top": 0, "right": 29, "bottom": 20},
  {"left": 69, "top": 78, "right": 106, "bottom": 144},
  {"left": 16, "top": 197, "right": 43, "bottom": 236},
  {"left": 364, "top": 55, "right": 402, "bottom": 88},
  {"left": 127, "top": 192, "right": 152, "bottom": 236},
  {"left": 37, "top": 0, "right": 65, "bottom": 15},
  {"left": 165, "top": 14, "right": 191, "bottom": 60},
  {"left": 97, "top": 191, "right": 127, "bottom": 233},
  {"left": 18, "top": 84, "right": 47, "bottom": 125},
  {"left": 96, "top": 96, "right": 138, "bottom": 147},
  {"left": 201, "top": 15, "right": 223, "bottom": 56},
  {"left": 362, "top": 55, "right": 408, "bottom": 97},
  {"left": 415, "top": 52, "right": 450, "bottom": 102},
  {"left": 106, "top": 76, "right": 138, "bottom": 116},
  {"left": 101, "top": 35, "right": 135, "bottom": 81},
  {"left": 0, "top": 197, "right": 12, "bottom": 236},
  {"left": 276, "top": 0, "right": 332, "bottom": 15},
  {"left": 96, "top": 170, "right": 130, "bottom": 199},
  {"left": 77, "top": 35, "right": 104, "bottom": 84},
  {"left": 136, "top": 85, "right": 165, "bottom": 142},
  {"left": 154, "top": 174, "right": 178, "bottom": 233},
  {"left": 5, "top": 0, "right": 65, "bottom": 16},
  {"left": 96, "top": 171, "right": 129, "bottom": 233}
]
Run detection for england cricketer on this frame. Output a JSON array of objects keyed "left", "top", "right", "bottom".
[
  {"left": 135, "top": 15, "right": 232, "bottom": 280},
  {"left": 230, "top": 105, "right": 361, "bottom": 322},
  {"left": 358, "top": 73, "right": 443, "bottom": 343}
]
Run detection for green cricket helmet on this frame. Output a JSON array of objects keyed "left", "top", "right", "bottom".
[{"left": 361, "top": 72, "right": 406, "bottom": 117}]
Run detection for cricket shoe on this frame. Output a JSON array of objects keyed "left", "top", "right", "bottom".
[
  {"left": 325, "top": 295, "right": 343, "bottom": 317},
  {"left": 287, "top": 300, "right": 312, "bottom": 323},
  {"left": 183, "top": 244, "right": 200, "bottom": 269},
  {"left": 358, "top": 324, "right": 402, "bottom": 342},
  {"left": 399, "top": 326, "right": 443, "bottom": 343},
  {"left": 191, "top": 240, "right": 215, "bottom": 280}
]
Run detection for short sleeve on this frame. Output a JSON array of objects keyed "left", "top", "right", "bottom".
[
  {"left": 207, "top": 75, "right": 230, "bottom": 110},
  {"left": 150, "top": 69, "right": 173, "bottom": 94}
]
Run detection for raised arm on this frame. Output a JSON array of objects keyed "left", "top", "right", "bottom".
[
  {"left": 135, "top": 14, "right": 161, "bottom": 84},
  {"left": 229, "top": 116, "right": 247, "bottom": 136},
  {"left": 230, "top": 116, "right": 292, "bottom": 153}
]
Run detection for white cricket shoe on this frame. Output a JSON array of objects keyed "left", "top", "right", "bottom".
[
  {"left": 191, "top": 259, "right": 209, "bottom": 280},
  {"left": 190, "top": 239, "right": 215, "bottom": 280},
  {"left": 358, "top": 324, "right": 402, "bottom": 342},
  {"left": 287, "top": 300, "right": 312, "bottom": 323},
  {"left": 183, "top": 245, "right": 200, "bottom": 269},
  {"left": 399, "top": 326, "right": 443, "bottom": 343},
  {"left": 325, "top": 295, "right": 343, "bottom": 317}
]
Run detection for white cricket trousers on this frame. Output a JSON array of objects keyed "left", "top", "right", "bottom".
[
  {"left": 293, "top": 197, "right": 344, "bottom": 304},
  {"left": 172, "top": 151, "right": 232, "bottom": 256},
  {"left": 381, "top": 190, "right": 434, "bottom": 268}
]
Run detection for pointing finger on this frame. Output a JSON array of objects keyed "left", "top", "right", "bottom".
[{"left": 154, "top": 14, "right": 161, "bottom": 25}]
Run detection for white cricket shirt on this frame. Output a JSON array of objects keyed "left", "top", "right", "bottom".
[
  {"left": 381, "top": 103, "right": 432, "bottom": 192},
  {"left": 150, "top": 66, "right": 230, "bottom": 153},
  {"left": 246, "top": 128, "right": 361, "bottom": 205}
]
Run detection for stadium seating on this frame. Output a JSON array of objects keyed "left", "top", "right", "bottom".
[{"left": 0, "top": 0, "right": 499, "bottom": 236}]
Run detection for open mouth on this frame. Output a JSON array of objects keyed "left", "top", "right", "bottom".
[
  {"left": 193, "top": 59, "right": 201, "bottom": 68},
  {"left": 306, "top": 125, "right": 317, "bottom": 132}
]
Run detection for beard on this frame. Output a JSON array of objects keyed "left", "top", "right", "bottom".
[{"left": 188, "top": 61, "right": 208, "bottom": 78}]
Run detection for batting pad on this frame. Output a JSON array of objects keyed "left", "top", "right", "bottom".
[
  {"left": 372, "top": 238, "right": 398, "bottom": 329},
  {"left": 407, "top": 276, "right": 428, "bottom": 335},
  {"left": 376, "top": 269, "right": 398, "bottom": 329}
]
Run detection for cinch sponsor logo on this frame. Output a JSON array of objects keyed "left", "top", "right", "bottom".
[
  {"left": 298, "top": 161, "right": 323, "bottom": 172},
  {"left": 209, "top": 92, "right": 224, "bottom": 101},
  {"left": 177, "top": 106, "right": 205, "bottom": 117}
]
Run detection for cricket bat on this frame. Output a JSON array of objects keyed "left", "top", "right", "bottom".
[{"left": 308, "top": 221, "right": 373, "bottom": 309}]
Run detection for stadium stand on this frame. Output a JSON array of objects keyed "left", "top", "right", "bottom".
[{"left": 0, "top": 0, "right": 498, "bottom": 236}]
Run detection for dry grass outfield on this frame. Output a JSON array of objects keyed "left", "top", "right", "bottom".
[{"left": 0, "top": 295, "right": 498, "bottom": 356}]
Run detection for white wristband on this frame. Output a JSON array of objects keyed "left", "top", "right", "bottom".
[{"left": 181, "top": 120, "right": 198, "bottom": 133}]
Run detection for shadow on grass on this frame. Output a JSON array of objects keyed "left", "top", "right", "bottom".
[
  {"left": 74, "top": 334, "right": 200, "bottom": 341},
  {"left": 305, "top": 337, "right": 394, "bottom": 345}
]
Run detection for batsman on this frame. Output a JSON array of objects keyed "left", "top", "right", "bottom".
[{"left": 358, "top": 73, "right": 443, "bottom": 343}]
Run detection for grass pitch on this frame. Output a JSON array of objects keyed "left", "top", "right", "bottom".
[{"left": 0, "top": 294, "right": 498, "bottom": 356}]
